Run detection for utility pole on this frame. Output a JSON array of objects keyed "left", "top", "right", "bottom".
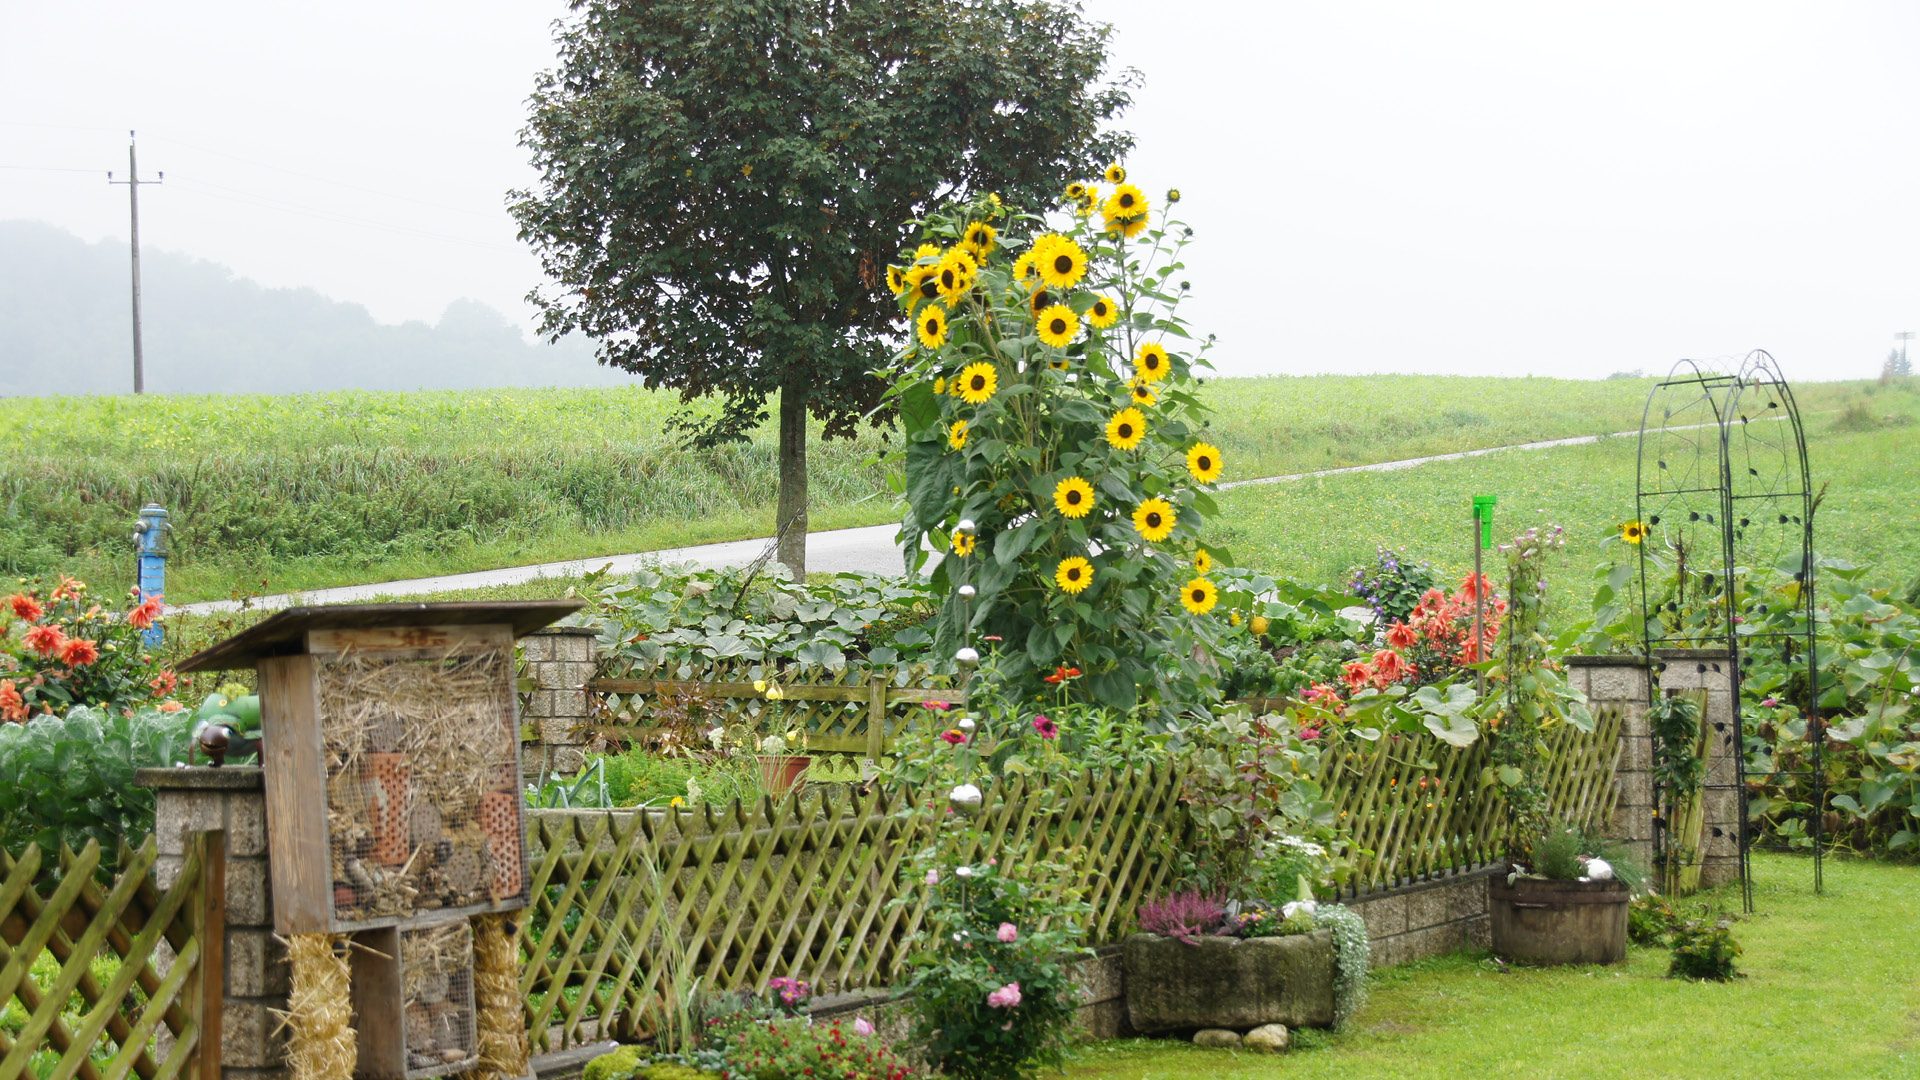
[{"left": 107, "top": 131, "right": 161, "bottom": 394}]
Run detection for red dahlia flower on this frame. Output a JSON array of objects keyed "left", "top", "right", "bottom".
[
  {"left": 59, "top": 638, "right": 100, "bottom": 667},
  {"left": 7, "top": 594, "right": 43, "bottom": 623},
  {"left": 22, "top": 624, "right": 66, "bottom": 657}
]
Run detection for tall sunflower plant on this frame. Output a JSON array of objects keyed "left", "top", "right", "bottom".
[{"left": 880, "top": 168, "right": 1228, "bottom": 715}]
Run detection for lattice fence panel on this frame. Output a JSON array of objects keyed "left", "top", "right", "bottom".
[
  {"left": 0, "top": 839, "right": 207, "bottom": 1080},
  {"left": 516, "top": 762, "right": 1187, "bottom": 1054}
]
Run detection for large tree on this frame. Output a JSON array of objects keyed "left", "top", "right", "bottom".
[{"left": 510, "top": 0, "right": 1132, "bottom": 576}]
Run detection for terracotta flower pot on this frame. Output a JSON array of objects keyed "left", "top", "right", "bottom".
[{"left": 757, "top": 753, "right": 811, "bottom": 798}]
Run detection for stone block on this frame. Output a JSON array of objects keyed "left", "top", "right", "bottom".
[
  {"left": 221, "top": 998, "right": 286, "bottom": 1068},
  {"left": 1368, "top": 933, "right": 1404, "bottom": 970},
  {"left": 1620, "top": 735, "right": 1652, "bottom": 771},
  {"left": 1698, "top": 855, "right": 1740, "bottom": 889},
  {"left": 1125, "top": 932, "right": 1336, "bottom": 1033},
  {"left": 225, "top": 857, "right": 272, "bottom": 926},
  {"left": 554, "top": 747, "right": 588, "bottom": 775},
  {"left": 520, "top": 634, "right": 555, "bottom": 662},
  {"left": 228, "top": 928, "right": 290, "bottom": 998},
  {"left": 1587, "top": 664, "right": 1649, "bottom": 702},
  {"left": 1706, "top": 751, "right": 1736, "bottom": 785},
  {"left": 556, "top": 632, "right": 595, "bottom": 663},
  {"left": 1069, "top": 997, "right": 1130, "bottom": 1040},
  {"left": 1563, "top": 667, "right": 1590, "bottom": 697},
  {"left": 153, "top": 853, "right": 187, "bottom": 892},
  {"left": 560, "top": 661, "right": 597, "bottom": 692},
  {"left": 154, "top": 791, "right": 225, "bottom": 855},
  {"left": 525, "top": 689, "right": 556, "bottom": 719},
  {"left": 1462, "top": 915, "right": 1493, "bottom": 951},
  {"left": 1397, "top": 920, "right": 1471, "bottom": 964},
  {"left": 553, "top": 689, "right": 589, "bottom": 718},
  {"left": 1070, "top": 950, "right": 1125, "bottom": 1004},
  {"left": 539, "top": 717, "right": 584, "bottom": 745},
  {"left": 1193, "top": 1029, "right": 1242, "bottom": 1048},
  {"left": 228, "top": 791, "right": 269, "bottom": 857},
  {"left": 1406, "top": 879, "right": 1482, "bottom": 932},
  {"left": 1351, "top": 893, "right": 1409, "bottom": 940}
]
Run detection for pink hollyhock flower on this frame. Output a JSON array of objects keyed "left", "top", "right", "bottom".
[
  {"left": 997, "top": 922, "right": 1018, "bottom": 943},
  {"left": 986, "top": 982, "right": 1022, "bottom": 1009},
  {"left": 1031, "top": 714, "right": 1058, "bottom": 739},
  {"left": 853, "top": 1017, "right": 875, "bottom": 1037}
]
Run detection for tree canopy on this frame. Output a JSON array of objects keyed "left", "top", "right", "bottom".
[{"left": 510, "top": 0, "right": 1133, "bottom": 572}]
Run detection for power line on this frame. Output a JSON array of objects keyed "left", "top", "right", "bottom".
[
  {"left": 0, "top": 163, "right": 107, "bottom": 174},
  {"left": 145, "top": 133, "right": 502, "bottom": 219},
  {"left": 165, "top": 175, "right": 518, "bottom": 252}
]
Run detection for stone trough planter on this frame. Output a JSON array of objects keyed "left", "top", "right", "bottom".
[{"left": 1123, "top": 930, "right": 1336, "bottom": 1034}]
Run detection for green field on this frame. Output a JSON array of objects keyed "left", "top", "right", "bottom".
[
  {"left": 1, "top": 374, "right": 1907, "bottom": 603},
  {"left": 1063, "top": 854, "right": 1918, "bottom": 1080}
]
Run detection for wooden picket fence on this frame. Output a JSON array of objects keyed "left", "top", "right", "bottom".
[
  {"left": 516, "top": 761, "right": 1186, "bottom": 1053},
  {"left": 1323, "top": 703, "right": 1627, "bottom": 893},
  {"left": 0, "top": 839, "right": 214, "bottom": 1080}
]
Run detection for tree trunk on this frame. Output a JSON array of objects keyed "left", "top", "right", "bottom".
[{"left": 776, "top": 379, "right": 809, "bottom": 579}]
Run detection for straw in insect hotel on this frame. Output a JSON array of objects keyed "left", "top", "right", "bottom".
[{"left": 277, "top": 933, "right": 356, "bottom": 1080}]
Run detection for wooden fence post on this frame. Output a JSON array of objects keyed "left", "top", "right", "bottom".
[
  {"left": 195, "top": 831, "right": 226, "bottom": 1080},
  {"left": 865, "top": 678, "right": 887, "bottom": 763}
]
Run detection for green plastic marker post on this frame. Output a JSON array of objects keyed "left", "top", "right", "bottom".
[{"left": 1472, "top": 494, "right": 1497, "bottom": 548}]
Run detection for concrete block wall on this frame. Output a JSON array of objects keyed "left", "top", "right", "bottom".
[
  {"left": 1564, "top": 655, "right": 1655, "bottom": 870},
  {"left": 521, "top": 625, "right": 601, "bottom": 780},
  {"left": 143, "top": 767, "right": 290, "bottom": 1079},
  {"left": 1347, "top": 870, "right": 1495, "bottom": 969},
  {"left": 1653, "top": 649, "right": 1743, "bottom": 889}
]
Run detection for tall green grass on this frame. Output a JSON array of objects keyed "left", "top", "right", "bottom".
[{"left": 0, "top": 375, "right": 1894, "bottom": 602}]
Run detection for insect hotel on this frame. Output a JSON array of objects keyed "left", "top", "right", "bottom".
[{"left": 181, "top": 600, "right": 582, "bottom": 1080}]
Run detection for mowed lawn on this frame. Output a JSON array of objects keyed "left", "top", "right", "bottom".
[{"left": 1062, "top": 854, "right": 1920, "bottom": 1080}]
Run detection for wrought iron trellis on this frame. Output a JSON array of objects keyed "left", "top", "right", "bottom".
[{"left": 1634, "top": 350, "right": 1820, "bottom": 911}]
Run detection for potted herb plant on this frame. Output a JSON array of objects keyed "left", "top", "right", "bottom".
[
  {"left": 1490, "top": 821, "right": 1646, "bottom": 966},
  {"left": 754, "top": 730, "right": 810, "bottom": 798}
]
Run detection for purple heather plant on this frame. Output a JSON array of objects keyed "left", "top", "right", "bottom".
[{"left": 1137, "top": 890, "right": 1227, "bottom": 944}]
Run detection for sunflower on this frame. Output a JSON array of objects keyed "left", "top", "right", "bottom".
[
  {"left": 1186, "top": 442, "right": 1224, "bottom": 483},
  {"left": 1049, "top": 357, "right": 1070, "bottom": 371},
  {"left": 957, "top": 361, "right": 998, "bottom": 405},
  {"left": 948, "top": 419, "right": 969, "bottom": 450},
  {"left": 1112, "top": 214, "right": 1149, "bottom": 239},
  {"left": 1620, "top": 520, "right": 1648, "bottom": 544},
  {"left": 1012, "top": 251, "right": 1039, "bottom": 287},
  {"left": 908, "top": 265, "right": 942, "bottom": 305},
  {"left": 1036, "top": 304, "right": 1079, "bottom": 348},
  {"left": 1103, "top": 184, "right": 1147, "bottom": 220},
  {"left": 1167, "top": 188, "right": 1183, "bottom": 203},
  {"left": 1135, "top": 342, "right": 1171, "bottom": 383},
  {"left": 1063, "top": 181, "right": 1088, "bottom": 202},
  {"left": 1129, "top": 379, "right": 1158, "bottom": 407},
  {"left": 1180, "top": 576, "right": 1219, "bottom": 615},
  {"left": 1034, "top": 235, "right": 1088, "bottom": 290},
  {"left": 1105, "top": 407, "right": 1146, "bottom": 451},
  {"left": 962, "top": 220, "right": 997, "bottom": 260},
  {"left": 933, "top": 376, "right": 946, "bottom": 395},
  {"left": 1194, "top": 549, "right": 1213, "bottom": 575},
  {"left": 1029, "top": 288, "right": 1054, "bottom": 317},
  {"left": 1132, "top": 497, "right": 1177, "bottom": 543},
  {"left": 1086, "top": 294, "right": 1119, "bottom": 329},
  {"left": 886, "top": 265, "right": 907, "bottom": 296},
  {"left": 1104, "top": 162, "right": 1127, "bottom": 184},
  {"left": 1053, "top": 476, "right": 1095, "bottom": 518},
  {"left": 951, "top": 529, "right": 977, "bottom": 557},
  {"left": 917, "top": 304, "right": 949, "bottom": 349},
  {"left": 936, "top": 248, "right": 978, "bottom": 304},
  {"left": 1055, "top": 556, "right": 1094, "bottom": 594},
  {"left": 914, "top": 242, "right": 941, "bottom": 263}
]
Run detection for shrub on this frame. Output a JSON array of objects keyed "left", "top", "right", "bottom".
[
  {"left": 1523, "top": 821, "right": 1648, "bottom": 894},
  {"left": 2, "top": 576, "right": 175, "bottom": 720},
  {"left": 1669, "top": 913, "right": 1741, "bottom": 981},
  {"left": 902, "top": 831, "right": 1085, "bottom": 1080},
  {"left": 1629, "top": 893, "right": 1682, "bottom": 946},
  {"left": 885, "top": 178, "right": 1225, "bottom": 715},
  {"left": 725, "top": 1017, "right": 914, "bottom": 1080},
  {"left": 1136, "top": 890, "right": 1225, "bottom": 943},
  {"left": 1176, "top": 712, "right": 1338, "bottom": 894},
  {"left": 1347, "top": 547, "right": 1441, "bottom": 624}
]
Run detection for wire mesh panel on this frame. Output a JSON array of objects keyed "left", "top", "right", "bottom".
[
  {"left": 317, "top": 647, "right": 528, "bottom": 927},
  {"left": 400, "top": 918, "right": 479, "bottom": 1076}
]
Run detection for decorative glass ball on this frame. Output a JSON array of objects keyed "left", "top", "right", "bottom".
[
  {"left": 957, "top": 584, "right": 977, "bottom": 599},
  {"left": 949, "top": 783, "right": 983, "bottom": 813},
  {"left": 955, "top": 646, "right": 980, "bottom": 666}
]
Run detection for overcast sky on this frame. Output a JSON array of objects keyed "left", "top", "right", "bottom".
[{"left": 3, "top": 1, "right": 1915, "bottom": 382}]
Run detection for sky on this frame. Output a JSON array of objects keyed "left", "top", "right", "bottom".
[{"left": 2, "top": 1, "right": 1915, "bottom": 382}]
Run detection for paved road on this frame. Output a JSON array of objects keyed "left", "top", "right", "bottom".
[{"left": 173, "top": 426, "right": 1641, "bottom": 615}]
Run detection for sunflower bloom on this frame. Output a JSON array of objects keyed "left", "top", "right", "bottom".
[
  {"left": 1620, "top": 521, "right": 1648, "bottom": 544},
  {"left": 1186, "top": 442, "right": 1223, "bottom": 483},
  {"left": 1055, "top": 556, "right": 1094, "bottom": 594},
  {"left": 1028, "top": 288, "right": 1054, "bottom": 317},
  {"left": 1132, "top": 498, "right": 1177, "bottom": 543},
  {"left": 1105, "top": 407, "right": 1146, "bottom": 451},
  {"left": 1129, "top": 379, "right": 1158, "bottom": 407},
  {"left": 1063, "top": 181, "right": 1088, "bottom": 203},
  {"left": 917, "top": 304, "right": 949, "bottom": 349},
  {"left": 1194, "top": 549, "right": 1213, "bottom": 575},
  {"left": 1032, "top": 234, "right": 1088, "bottom": 290},
  {"left": 1012, "top": 251, "right": 1039, "bottom": 288},
  {"left": 886, "top": 265, "right": 907, "bottom": 296},
  {"left": 936, "top": 248, "right": 978, "bottom": 304},
  {"left": 1113, "top": 214, "right": 1149, "bottom": 239},
  {"left": 1103, "top": 183, "right": 1147, "bottom": 220},
  {"left": 951, "top": 529, "right": 977, "bottom": 557},
  {"left": 957, "top": 361, "right": 998, "bottom": 405},
  {"left": 948, "top": 419, "right": 969, "bottom": 450},
  {"left": 1104, "top": 162, "right": 1127, "bottom": 184},
  {"left": 1036, "top": 304, "right": 1079, "bottom": 348},
  {"left": 962, "top": 220, "right": 997, "bottom": 260},
  {"left": 1086, "top": 294, "right": 1119, "bottom": 329},
  {"left": 1053, "top": 476, "right": 1095, "bottom": 519},
  {"left": 907, "top": 265, "right": 941, "bottom": 306},
  {"left": 1135, "top": 342, "right": 1171, "bottom": 383},
  {"left": 914, "top": 242, "right": 941, "bottom": 263},
  {"left": 1181, "top": 576, "right": 1219, "bottom": 615}
]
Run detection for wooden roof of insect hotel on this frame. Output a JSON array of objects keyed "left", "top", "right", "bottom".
[{"left": 177, "top": 600, "right": 585, "bottom": 672}]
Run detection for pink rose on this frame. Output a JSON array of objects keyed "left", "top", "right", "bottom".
[
  {"left": 997, "top": 922, "right": 1018, "bottom": 943},
  {"left": 986, "top": 982, "right": 1022, "bottom": 1009}
]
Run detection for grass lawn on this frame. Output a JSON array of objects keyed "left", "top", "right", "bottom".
[
  {"left": 2, "top": 374, "right": 1892, "bottom": 602},
  {"left": 1062, "top": 853, "right": 1919, "bottom": 1080}
]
